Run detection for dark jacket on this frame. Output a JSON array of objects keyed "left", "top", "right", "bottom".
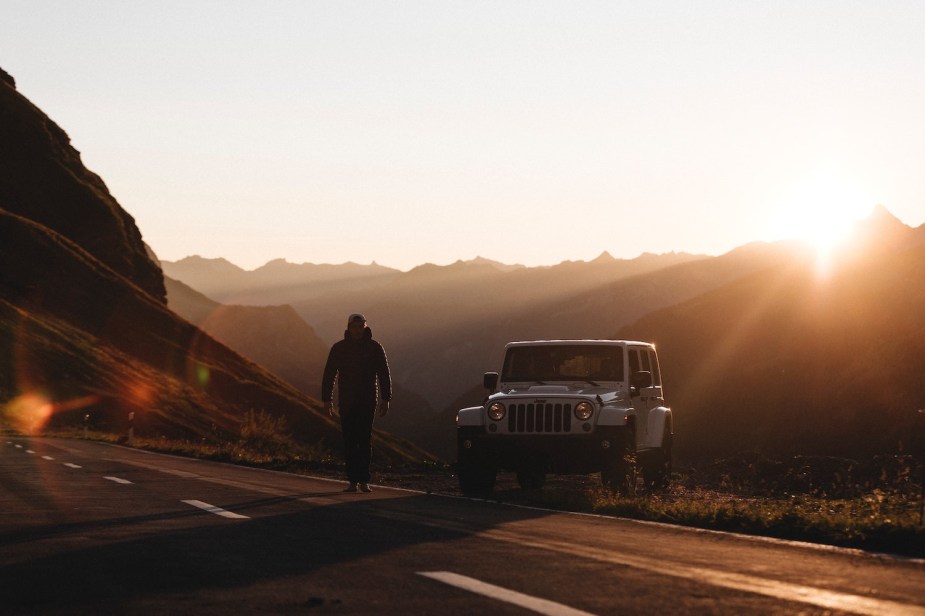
[{"left": 321, "top": 327, "right": 391, "bottom": 407}]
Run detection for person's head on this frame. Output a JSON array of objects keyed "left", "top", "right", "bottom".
[{"left": 347, "top": 313, "right": 367, "bottom": 339}]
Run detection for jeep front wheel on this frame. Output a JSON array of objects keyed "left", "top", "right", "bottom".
[
  {"left": 516, "top": 467, "right": 546, "bottom": 490},
  {"left": 601, "top": 436, "right": 637, "bottom": 496},
  {"left": 458, "top": 457, "right": 497, "bottom": 498}
]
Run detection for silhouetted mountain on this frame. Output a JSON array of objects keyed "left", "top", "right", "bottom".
[
  {"left": 462, "top": 256, "right": 525, "bottom": 272},
  {"left": 162, "top": 256, "right": 251, "bottom": 300},
  {"left": 165, "top": 277, "right": 329, "bottom": 395},
  {"left": 840, "top": 204, "right": 925, "bottom": 256},
  {"left": 617, "top": 210, "right": 925, "bottom": 461},
  {"left": 161, "top": 256, "right": 400, "bottom": 305},
  {"left": 0, "top": 68, "right": 165, "bottom": 302}
]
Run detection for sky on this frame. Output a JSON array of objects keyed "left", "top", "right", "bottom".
[{"left": 4, "top": 1, "right": 925, "bottom": 271}]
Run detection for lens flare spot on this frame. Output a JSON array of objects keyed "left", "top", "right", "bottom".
[
  {"left": 128, "top": 382, "right": 154, "bottom": 406},
  {"left": 3, "top": 392, "right": 53, "bottom": 435},
  {"left": 196, "top": 364, "right": 210, "bottom": 389}
]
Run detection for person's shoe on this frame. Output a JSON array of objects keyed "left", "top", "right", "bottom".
[
  {"left": 359, "top": 483, "right": 372, "bottom": 493},
  {"left": 343, "top": 482, "right": 358, "bottom": 493}
]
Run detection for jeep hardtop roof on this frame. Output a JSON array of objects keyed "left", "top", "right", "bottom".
[{"left": 504, "top": 339, "right": 653, "bottom": 348}]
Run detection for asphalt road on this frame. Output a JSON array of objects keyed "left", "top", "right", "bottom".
[{"left": 3, "top": 437, "right": 925, "bottom": 615}]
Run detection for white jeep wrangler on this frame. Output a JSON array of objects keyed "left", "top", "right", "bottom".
[{"left": 456, "top": 340, "right": 673, "bottom": 497}]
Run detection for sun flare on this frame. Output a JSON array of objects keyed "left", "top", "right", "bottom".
[{"left": 773, "top": 169, "right": 874, "bottom": 272}]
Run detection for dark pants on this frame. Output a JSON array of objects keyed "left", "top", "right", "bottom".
[{"left": 340, "top": 401, "right": 376, "bottom": 483}]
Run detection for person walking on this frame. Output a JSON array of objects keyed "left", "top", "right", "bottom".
[{"left": 321, "top": 313, "right": 391, "bottom": 493}]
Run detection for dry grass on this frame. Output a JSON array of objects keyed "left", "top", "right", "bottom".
[{"left": 485, "top": 455, "right": 925, "bottom": 557}]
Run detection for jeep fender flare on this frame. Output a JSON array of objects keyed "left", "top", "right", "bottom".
[
  {"left": 648, "top": 407, "right": 672, "bottom": 446},
  {"left": 456, "top": 406, "right": 485, "bottom": 427},
  {"left": 597, "top": 405, "right": 634, "bottom": 426}
]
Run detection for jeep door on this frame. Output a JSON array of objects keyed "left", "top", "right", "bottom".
[{"left": 629, "top": 347, "right": 664, "bottom": 450}]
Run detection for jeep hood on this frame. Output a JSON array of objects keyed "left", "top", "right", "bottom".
[{"left": 495, "top": 383, "right": 625, "bottom": 399}]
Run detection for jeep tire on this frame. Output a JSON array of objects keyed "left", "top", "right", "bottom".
[
  {"left": 458, "top": 456, "right": 497, "bottom": 498},
  {"left": 516, "top": 467, "right": 546, "bottom": 490},
  {"left": 643, "top": 425, "right": 673, "bottom": 490},
  {"left": 601, "top": 434, "right": 637, "bottom": 496}
]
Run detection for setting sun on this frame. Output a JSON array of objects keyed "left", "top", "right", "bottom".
[{"left": 773, "top": 169, "right": 874, "bottom": 271}]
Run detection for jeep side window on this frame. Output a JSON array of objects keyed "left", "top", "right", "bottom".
[
  {"left": 648, "top": 350, "right": 661, "bottom": 385},
  {"left": 629, "top": 349, "right": 640, "bottom": 374},
  {"left": 640, "top": 349, "right": 651, "bottom": 373}
]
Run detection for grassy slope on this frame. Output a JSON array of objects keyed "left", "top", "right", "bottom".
[{"left": 0, "top": 210, "right": 430, "bottom": 465}]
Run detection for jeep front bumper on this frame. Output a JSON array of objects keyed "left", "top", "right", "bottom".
[{"left": 457, "top": 425, "right": 633, "bottom": 474}]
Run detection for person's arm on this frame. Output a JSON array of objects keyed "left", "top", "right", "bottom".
[
  {"left": 376, "top": 343, "right": 392, "bottom": 416},
  {"left": 321, "top": 345, "right": 338, "bottom": 416}
]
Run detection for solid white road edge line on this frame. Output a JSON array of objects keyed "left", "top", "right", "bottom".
[
  {"left": 418, "top": 571, "right": 596, "bottom": 616},
  {"left": 182, "top": 500, "right": 250, "bottom": 519},
  {"left": 103, "top": 476, "right": 133, "bottom": 484},
  {"left": 63, "top": 463, "right": 82, "bottom": 469}
]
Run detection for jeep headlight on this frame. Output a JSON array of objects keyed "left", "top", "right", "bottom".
[
  {"left": 575, "top": 401, "right": 594, "bottom": 420},
  {"left": 488, "top": 402, "right": 506, "bottom": 421}
]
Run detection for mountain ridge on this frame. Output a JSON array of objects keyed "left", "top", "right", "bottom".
[{"left": 0, "top": 67, "right": 165, "bottom": 302}]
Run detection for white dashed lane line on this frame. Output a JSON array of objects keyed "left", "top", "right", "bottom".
[
  {"left": 182, "top": 500, "right": 250, "bottom": 519},
  {"left": 103, "top": 476, "right": 133, "bottom": 485},
  {"left": 418, "top": 572, "right": 596, "bottom": 616},
  {"left": 10, "top": 446, "right": 246, "bottom": 520},
  {"left": 9, "top": 442, "right": 84, "bottom": 468}
]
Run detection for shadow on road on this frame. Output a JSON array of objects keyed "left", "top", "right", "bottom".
[{"left": 0, "top": 488, "right": 555, "bottom": 612}]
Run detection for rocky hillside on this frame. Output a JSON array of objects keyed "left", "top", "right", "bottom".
[
  {"left": 0, "top": 68, "right": 428, "bottom": 465},
  {"left": 0, "top": 67, "right": 165, "bottom": 302}
]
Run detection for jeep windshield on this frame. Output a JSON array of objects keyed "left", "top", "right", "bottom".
[{"left": 501, "top": 345, "right": 624, "bottom": 383}]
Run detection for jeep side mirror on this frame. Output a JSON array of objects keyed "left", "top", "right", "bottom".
[
  {"left": 483, "top": 372, "right": 499, "bottom": 392},
  {"left": 630, "top": 371, "right": 652, "bottom": 395}
]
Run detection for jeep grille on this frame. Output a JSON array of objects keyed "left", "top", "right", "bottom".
[{"left": 507, "top": 403, "right": 573, "bottom": 433}]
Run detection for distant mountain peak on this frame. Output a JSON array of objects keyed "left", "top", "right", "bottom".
[
  {"left": 591, "top": 251, "right": 616, "bottom": 263},
  {"left": 864, "top": 204, "right": 905, "bottom": 228},
  {"left": 833, "top": 204, "right": 921, "bottom": 259},
  {"left": 849, "top": 204, "right": 910, "bottom": 239},
  {"left": 172, "top": 255, "right": 244, "bottom": 269},
  {"left": 465, "top": 256, "right": 524, "bottom": 272}
]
